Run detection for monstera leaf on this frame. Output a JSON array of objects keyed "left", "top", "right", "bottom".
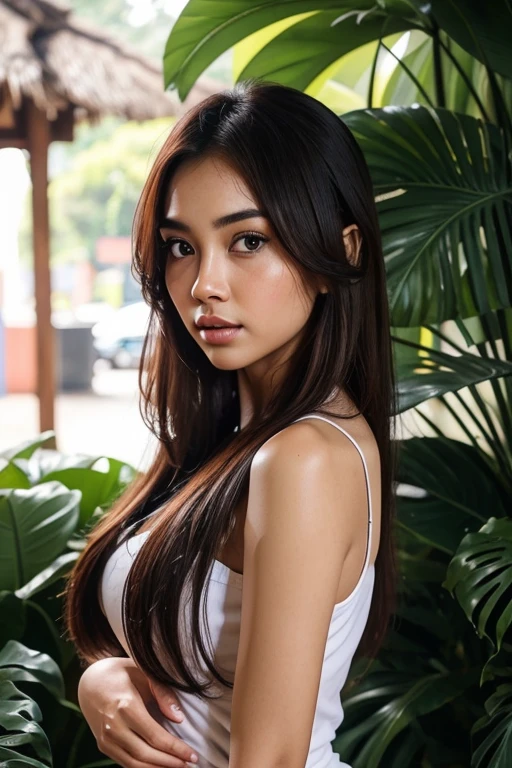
[
  {"left": 342, "top": 106, "right": 512, "bottom": 327},
  {"left": 0, "top": 640, "right": 66, "bottom": 767},
  {"left": 444, "top": 517, "right": 512, "bottom": 654}
]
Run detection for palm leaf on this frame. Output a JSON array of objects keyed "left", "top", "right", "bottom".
[
  {"left": 394, "top": 331, "right": 512, "bottom": 413},
  {"left": 472, "top": 684, "right": 512, "bottom": 768},
  {"left": 163, "top": 0, "right": 421, "bottom": 98},
  {"left": 237, "top": 8, "right": 416, "bottom": 92},
  {"left": 335, "top": 667, "right": 480, "bottom": 767},
  {"left": 396, "top": 437, "right": 506, "bottom": 554},
  {"left": 342, "top": 106, "right": 512, "bottom": 326},
  {"left": 444, "top": 517, "right": 512, "bottom": 655}
]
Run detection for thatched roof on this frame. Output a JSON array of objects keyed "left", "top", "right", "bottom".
[{"left": 0, "top": 0, "right": 217, "bottom": 122}]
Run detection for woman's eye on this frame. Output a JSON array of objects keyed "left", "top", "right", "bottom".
[
  {"left": 232, "top": 234, "right": 268, "bottom": 253},
  {"left": 166, "top": 239, "right": 194, "bottom": 259}
]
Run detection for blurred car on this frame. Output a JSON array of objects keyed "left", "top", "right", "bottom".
[{"left": 91, "top": 301, "right": 151, "bottom": 368}]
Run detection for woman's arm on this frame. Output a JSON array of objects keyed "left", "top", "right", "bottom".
[{"left": 229, "top": 421, "right": 361, "bottom": 768}]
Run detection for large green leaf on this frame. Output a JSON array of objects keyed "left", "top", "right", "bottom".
[
  {"left": 472, "top": 684, "right": 512, "bottom": 768},
  {"left": 343, "top": 106, "right": 512, "bottom": 326},
  {"left": 163, "top": 0, "right": 421, "bottom": 98},
  {"left": 431, "top": 0, "right": 512, "bottom": 81},
  {"left": 444, "top": 517, "right": 512, "bottom": 654},
  {"left": 0, "top": 482, "right": 80, "bottom": 591},
  {"left": 396, "top": 437, "right": 504, "bottom": 554},
  {"left": 0, "top": 681, "right": 51, "bottom": 767},
  {"left": 237, "top": 8, "right": 415, "bottom": 92},
  {"left": 0, "top": 640, "right": 64, "bottom": 700}
]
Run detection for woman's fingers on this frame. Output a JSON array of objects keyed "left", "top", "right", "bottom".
[
  {"left": 119, "top": 698, "right": 198, "bottom": 765},
  {"left": 149, "top": 678, "right": 184, "bottom": 723},
  {"left": 99, "top": 715, "right": 194, "bottom": 767}
]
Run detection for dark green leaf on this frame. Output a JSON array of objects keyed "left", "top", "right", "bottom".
[
  {"left": 397, "top": 437, "right": 503, "bottom": 553},
  {"left": 444, "top": 517, "right": 512, "bottom": 652},
  {"left": 336, "top": 668, "right": 479, "bottom": 766},
  {"left": 0, "top": 675, "right": 53, "bottom": 766},
  {"left": 0, "top": 593, "right": 25, "bottom": 647},
  {"left": 431, "top": 0, "right": 512, "bottom": 80},
  {"left": 0, "top": 640, "right": 65, "bottom": 700}
]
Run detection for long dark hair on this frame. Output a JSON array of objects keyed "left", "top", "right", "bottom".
[{"left": 64, "top": 80, "right": 399, "bottom": 698}]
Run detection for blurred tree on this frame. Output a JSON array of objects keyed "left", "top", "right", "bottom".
[{"left": 19, "top": 118, "right": 172, "bottom": 267}]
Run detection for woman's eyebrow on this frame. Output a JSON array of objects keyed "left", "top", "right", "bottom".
[{"left": 159, "top": 208, "right": 267, "bottom": 232}]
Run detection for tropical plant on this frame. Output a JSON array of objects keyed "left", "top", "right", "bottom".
[
  {"left": 162, "top": 2, "right": 512, "bottom": 766},
  {"left": 0, "top": 432, "right": 135, "bottom": 766}
]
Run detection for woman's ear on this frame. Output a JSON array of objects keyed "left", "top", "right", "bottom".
[{"left": 343, "top": 224, "right": 362, "bottom": 267}]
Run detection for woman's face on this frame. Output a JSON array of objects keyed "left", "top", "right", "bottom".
[{"left": 159, "top": 154, "right": 322, "bottom": 383}]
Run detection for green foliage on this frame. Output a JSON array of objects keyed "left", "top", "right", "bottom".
[{"left": 0, "top": 434, "right": 136, "bottom": 766}]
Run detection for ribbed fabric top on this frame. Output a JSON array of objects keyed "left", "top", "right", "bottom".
[{"left": 100, "top": 414, "right": 375, "bottom": 767}]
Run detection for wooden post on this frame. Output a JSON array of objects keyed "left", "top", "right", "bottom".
[{"left": 27, "top": 101, "right": 56, "bottom": 444}]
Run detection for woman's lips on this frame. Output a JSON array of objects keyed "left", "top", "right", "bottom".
[{"left": 199, "top": 326, "right": 243, "bottom": 344}]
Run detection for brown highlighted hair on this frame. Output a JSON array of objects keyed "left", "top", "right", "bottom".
[{"left": 64, "top": 80, "right": 399, "bottom": 698}]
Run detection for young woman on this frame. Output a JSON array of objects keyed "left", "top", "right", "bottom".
[{"left": 65, "top": 80, "right": 398, "bottom": 768}]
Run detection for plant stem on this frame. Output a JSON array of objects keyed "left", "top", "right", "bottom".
[
  {"left": 381, "top": 42, "right": 435, "bottom": 108},
  {"left": 431, "top": 21, "right": 446, "bottom": 108},
  {"left": 368, "top": 38, "right": 381, "bottom": 108},
  {"left": 436, "top": 36, "right": 490, "bottom": 122}
]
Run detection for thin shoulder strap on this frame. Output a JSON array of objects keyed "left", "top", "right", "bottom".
[{"left": 292, "top": 414, "right": 373, "bottom": 575}]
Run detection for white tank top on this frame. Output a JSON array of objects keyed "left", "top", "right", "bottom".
[{"left": 100, "top": 415, "right": 376, "bottom": 768}]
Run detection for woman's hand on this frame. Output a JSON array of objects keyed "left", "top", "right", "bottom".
[{"left": 78, "top": 656, "right": 198, "bottom": 767}]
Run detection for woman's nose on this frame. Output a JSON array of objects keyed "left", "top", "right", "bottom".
[{"left": 191, "top": 252, "right": 230, "bottom": 303}]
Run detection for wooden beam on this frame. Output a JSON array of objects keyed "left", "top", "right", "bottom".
[{"left": 27, "top": 101, "right": 56, "bottom": 444}]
